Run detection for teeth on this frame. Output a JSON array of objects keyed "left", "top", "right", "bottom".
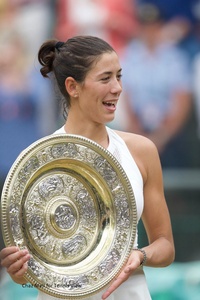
[{"left": 103, "top": 102, "right": 115, "bottom": 106}]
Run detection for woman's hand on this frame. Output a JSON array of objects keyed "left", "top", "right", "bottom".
[
  {"left": 0, "top": 246, "right": 30, "bottom": 284},
  {"left": 102, "top": 249, "right": 143, "bottom": 299}
]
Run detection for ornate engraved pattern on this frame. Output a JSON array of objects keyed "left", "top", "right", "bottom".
[{"left": 1, "top": 134, "right": 137, "bottom": 299}]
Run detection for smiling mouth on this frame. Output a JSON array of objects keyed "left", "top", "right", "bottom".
[{"left": 103, "top": 101, "right": 116, "bottom": 107}]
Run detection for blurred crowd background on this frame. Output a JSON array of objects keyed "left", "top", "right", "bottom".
[{"left": 0, "top": 0, "right": 200, "bottom": 299}]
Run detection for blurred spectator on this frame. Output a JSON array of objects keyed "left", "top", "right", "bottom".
[
  {"left": 55, "top": 0, "right": 108, "bottom": 41},
  {"left": 137, "top": 0, "right": 200, "bottom": 64},
  {"left": 55, "top": 0, "right": 138, "bottom": 55},
  {"left": 0, "top": 0, "right": 56, "bottom": 60},
  {"left": 0, "top": 32, "right": 57, "bottom": 192},
  {"left": 136, "top": 0, "right": 198, "bottom": 24},
  {"left": 121, "top": 3, "right": 193, "bottom": 168},
  {"left": 100, "top": 0, "right": 138, "bottom": 55}
]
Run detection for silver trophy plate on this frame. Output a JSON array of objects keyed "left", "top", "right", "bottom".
[{"left": 1, "top": 134, "right": 137, "bottom": 299}]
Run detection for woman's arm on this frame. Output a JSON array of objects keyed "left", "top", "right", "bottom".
[
  {"left": 102, "top": 133, "right": 175, "bottom": 299},
  {"left": 141, "top": 137, "right": 175, "bottom": 266}
]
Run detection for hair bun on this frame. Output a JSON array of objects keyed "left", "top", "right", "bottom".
[{"left": 55, "top": 41, "right": 64, "bottom": 51}]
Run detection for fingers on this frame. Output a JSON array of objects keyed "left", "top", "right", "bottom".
[
  {"left": 7, "top": 252, "right": 30, "bottom": 276},
  {"left": 102, "top": 252, "right": 141, "bottom": 299},
  {"left": 0, "top": 246, "right": 19, "bottom": 260},
  {"left": 102, "top": 270, "right": 130, "bottom": 300},
  {"left": 0, "top": 246, "right": 30, "bottom": 277},
  {"left": 124, "top": 260, "right": 139, "bottom": 274},
  {"left": 9, "top": 260, "right": 29, "bottom": 278}
]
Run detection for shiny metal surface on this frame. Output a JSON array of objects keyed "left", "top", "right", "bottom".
[{"left": 1, "top": 134, "right": 137, "bottom": 299}]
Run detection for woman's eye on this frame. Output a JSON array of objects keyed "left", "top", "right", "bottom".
[
  {"left": 102, "top": 77, "right": 110, "bottom": 81},
  {"left": 117, "top": 74, "right": 122, "bottom": 80},
  {"left": 101, "top": 74, "right": 122, "bottom": 82}
]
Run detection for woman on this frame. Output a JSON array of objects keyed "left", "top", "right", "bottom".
[{"left": 0, "top": 35, "right": 175, "bottom": 300}]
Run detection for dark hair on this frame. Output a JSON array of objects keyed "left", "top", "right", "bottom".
[{"left": 38, "top": 35, "right": 115, "bottom": 119}]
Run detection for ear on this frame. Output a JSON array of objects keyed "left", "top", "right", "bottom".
[{"left": 65, "top": 77, "right": 79, "bottom": 98}]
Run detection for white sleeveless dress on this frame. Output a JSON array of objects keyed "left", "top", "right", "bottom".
[{"left": 37, "top": 126, "right": 152, "bottom": 300}]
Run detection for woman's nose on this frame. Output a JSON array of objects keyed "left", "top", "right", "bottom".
[{"left": 111, "top": 79, "right": 122, "bottom": 94}]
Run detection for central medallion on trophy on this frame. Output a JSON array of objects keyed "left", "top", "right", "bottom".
[
  {"left": 49, "top": 199, "right": 78, "bottom": 236},
  {"left": 55, "top": 203, "right": 76, "bottom": 230}
]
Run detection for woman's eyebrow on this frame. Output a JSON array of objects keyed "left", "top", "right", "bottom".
[{"left": 99, "top": 68, "right": 122, "bottom": 76}]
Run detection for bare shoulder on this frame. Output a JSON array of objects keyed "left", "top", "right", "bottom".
[
  {"left": 114, "top": 130, "right": 161, "bottom": 182},
  {"left": 115, "top": 130, "right": 158, "bottom": 155}
]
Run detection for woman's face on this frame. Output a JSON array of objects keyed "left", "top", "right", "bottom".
[{"left": 74, "top": 51, "right": 122, "bottom": 125}]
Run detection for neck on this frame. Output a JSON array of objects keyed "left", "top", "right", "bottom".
[{"left": 64, "top": 121, "right": 109, "bottom": 149}]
